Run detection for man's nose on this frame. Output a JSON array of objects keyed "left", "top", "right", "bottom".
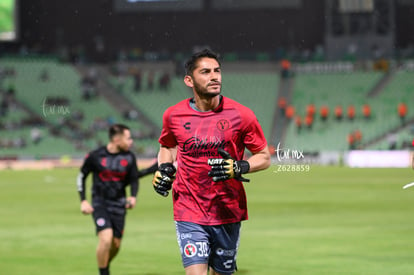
[{"left": 210, "top": 72, "right": 220, "bottom": 81}]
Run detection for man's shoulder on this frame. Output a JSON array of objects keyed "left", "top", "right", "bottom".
[
  {"left": 87, "top": 146, "right": 106, "bottom": 158},
  {"left": 94, "top": 146, "right": 107, "bottom": 154},
  {"left": 222, "top": 96, "right": 254, "bottom": 114},
  {"left": 121, "top": 150, "right": 137, "bottom": 160},
  {"left": 81, "top": 146, "right": 105, "bottom": 167}
]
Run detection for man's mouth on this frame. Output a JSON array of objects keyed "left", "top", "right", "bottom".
[{"left": 208, "top": 82, "right": 221, "bottom": 88}]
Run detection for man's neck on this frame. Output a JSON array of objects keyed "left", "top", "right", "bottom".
[
  {"left": 193, "top": 95, "right": 221, "bottom": 112},
  {"left": 106, "top": 143, "right": 120, "bottom": 154}
]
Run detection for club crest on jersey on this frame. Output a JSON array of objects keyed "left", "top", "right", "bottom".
[
  {"left": 101, "top": 157, "right": 107, "bottom": 167},
  {"left": 217, "top": 119, "right": 230, "bottom": 131},
  {"left": 184, "top": 243, "right": 197, "bottom": 257},
  {"left": 120, "top": 159, "right": 128, "bottom": 167},
  {"left": 96, "top": 218, "right": 106, "bottom": 227}
]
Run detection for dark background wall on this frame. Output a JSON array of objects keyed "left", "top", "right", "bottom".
[
  {"left": 394, "top": 1, "right": 414, "bottom": 49},
  {"left": 17, "top": 0, "right": 324, "bottom": 57},
  {"left": 10, "top": 0, "right": 414, "bottom": 59}
]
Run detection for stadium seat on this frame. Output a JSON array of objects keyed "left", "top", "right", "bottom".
[{"left": 0, "top": 57, "right": 149, "bottom": 156}]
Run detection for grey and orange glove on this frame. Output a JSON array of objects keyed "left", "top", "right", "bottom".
[{"left": 207, "top": 148, "right": 250, "bottom": 182}]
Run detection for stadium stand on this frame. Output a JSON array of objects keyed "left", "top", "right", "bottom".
[
  {"left": 366, "top": 126, "right": 414, "bottom": 150},
  {"left": 109, "top": 70, "right": 190, "bottom": 128},
  {"left": 363, "top": 69, "right": 414, "bottom": 149},
  {"left": 2, "top": 56, "right": 413, "bottom": 157},
  {"left": 109, "top": 71, "right": 279, "bottom": 141},
  {"left": 0, "top": 57, "right": 155, "bottom": 157},
  {"left": 218, "top": 72, "right": 279, "bottom": 140},
  {"left": 0, "top": 128, "right": 78, "bottom": 157},
  {"left": 283, "top": 71, "right": 387, "bottom": 151}
]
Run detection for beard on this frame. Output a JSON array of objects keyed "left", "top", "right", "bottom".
[
  {"left": 117, "top": 143, "right": 130, "bottom": 152},
  {"left": 193, "top": 79, "right": 221, "bottom": 99}
]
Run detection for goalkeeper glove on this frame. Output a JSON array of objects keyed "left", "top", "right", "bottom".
[
  {"left": 207, "top": 148, "right": 250, "bottom": 182},
  {"left": 152, "top": 163, "right": 176, "bottom": 197}
]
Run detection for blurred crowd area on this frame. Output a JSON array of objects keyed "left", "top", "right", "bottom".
[
  {"left": 5, "top": 42, "right": 414, "bottom": 66},
  {"left": 0, "top": 50, "right": 413, "bottom": 159}
]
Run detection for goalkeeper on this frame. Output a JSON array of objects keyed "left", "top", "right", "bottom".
[{"left": 153, "top": 49, "right": 271, "bottom": 275}]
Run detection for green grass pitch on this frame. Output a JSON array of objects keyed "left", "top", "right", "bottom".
[{"left": 1, "top": 166, "right": 414, "bottom": 274}]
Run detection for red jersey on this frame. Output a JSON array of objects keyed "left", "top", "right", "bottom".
[{"left": 159, "top": 96, "right": 267, "bottom": 225}]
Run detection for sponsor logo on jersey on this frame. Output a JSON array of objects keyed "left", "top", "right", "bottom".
[
  {"left": 98, "top": 170, "right": 127, "bottom": 182},
  {"left": 223, "top": 259, "right": 233, "bottom": 269},
  {"left": 184, "top": 243, "right": 197, "bottom": 257},
  {"left": 182, "top": 136, "right": 230, "bottom": 158},
  {"left": 182, "top": 136, "right": 229, "bottom": 152},
  {"left": 181, "top": 233, "right": 192, "bottom": 240},
  {"left": 96, "top": 218, "right": 106, "bottom": 227},
  {"left": 216, "top": 248, "right": 236, "bottom": 256}
]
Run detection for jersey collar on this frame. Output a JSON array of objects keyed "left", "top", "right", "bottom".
[{"left": 189, "top": 95, "right": 223, "bottom": 113}]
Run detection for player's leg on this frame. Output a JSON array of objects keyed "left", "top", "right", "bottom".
[
  {"left": 93, "top": 207, "right": 114, "bottom": 275},
  {"left": 97, "top": 228, "right": 114, "bottom": 268},
  {"left": 208, "top": 222, "right": 241, "bottom": 275},
  {"left": 185, "top": 263, "right": 209, "bottom": 275},
  {"left": 209, "top": 269, "right": 226, "bottom": 275},
  {"left": 107, "top": 211, "right": 126, "bottom": 265},
  {"left": 209, "top": 268, "right": 230, "bottom": 275},
  {"left": 175, "top": 221, "right": 210, "bottom": 275},
  {"left": 108, "top": 237, "right": 121, "bottom": 263}
]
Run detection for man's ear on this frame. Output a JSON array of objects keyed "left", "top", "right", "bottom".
[{"left": 184, "top": 75, "right": 193, "bottom": 88}]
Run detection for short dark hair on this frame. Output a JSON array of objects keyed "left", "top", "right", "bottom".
[
  {"left": 185, "top": 49, "right": 221, "bottom": 76},
  {"left": 108, "top": 124, "right": 130, "bottom": 140}
]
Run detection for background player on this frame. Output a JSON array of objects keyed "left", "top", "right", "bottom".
[
  {"left": 77, "top": 124, "right": 156, "bottom": 275},
  {"left": 152, "top": 49, "right": 271, "bottom": 275}
]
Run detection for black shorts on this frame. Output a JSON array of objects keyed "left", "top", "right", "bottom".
[
  {"left": 92, "top": 205, "right": 126, "bottom": 238},
  {"left": 175, "top": 221, "right": 241, "bottom": 275}
]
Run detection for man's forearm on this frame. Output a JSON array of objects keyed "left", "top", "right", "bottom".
[
  {"left": 247, "top": 147, "right": 271, "bottom": 173},
  {"left": 130, "top": 181, "right": 139, "bottom": 197},
  {"left": 137, "top": 162, "right": 158, "bottom": 178},
  {"left": 158, "top": 146, "right": 176, "bottom": 164}
]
